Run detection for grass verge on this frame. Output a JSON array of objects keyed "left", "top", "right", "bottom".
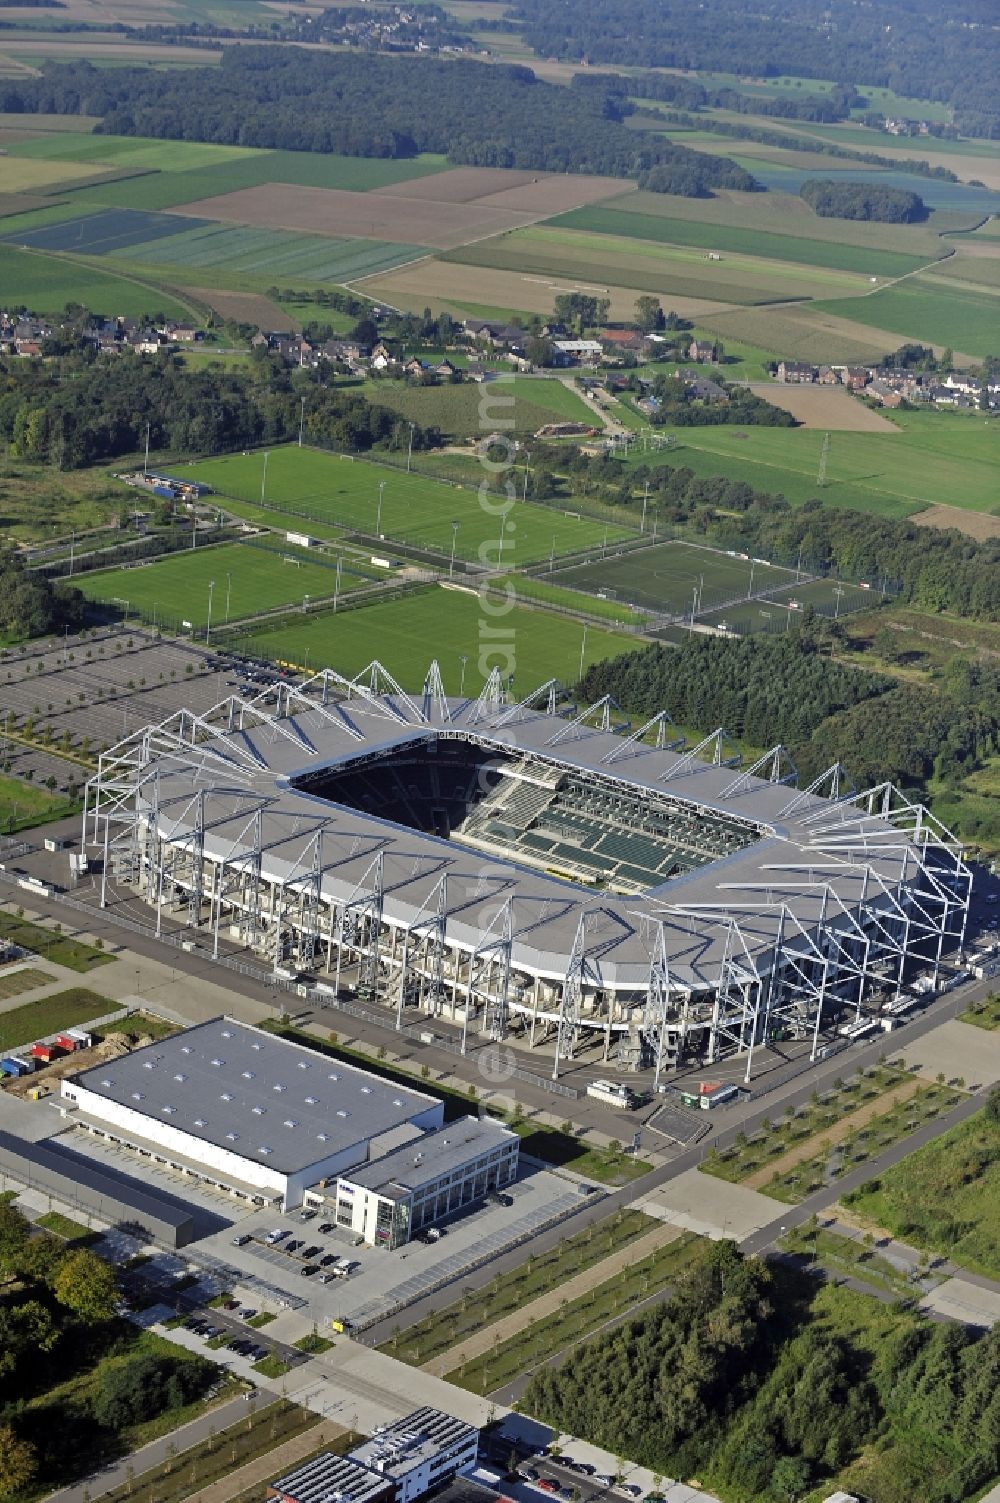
[
  {"left": 0, "top": 909, "right": 113, "bottom": 973},
  {"left": 0, "top": 985, "right": 115, "bottom": 1052}
]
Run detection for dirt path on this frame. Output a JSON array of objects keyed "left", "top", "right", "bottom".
[
  {"left": 428, "top": 1220, "right": 681, "bottom": 1375},
  {"left": 193, "top": 1419, "right": 344, "bottom": 1503},
  {"left": 743, "top": 1081, "right": 924, "bottom": 1190}
]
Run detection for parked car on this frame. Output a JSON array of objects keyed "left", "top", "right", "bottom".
[
  {"left": 302, "top": 1245, "right": 321, "bottom": 1260},
  {"left": 301, "top": 1264, "right": 319, "bottom": 1277},
  {"left": 594, "top": 1477, "right": 614, "bottom": 1488},
  {"left": 319, "top": 1222, "right": 335, "bottom": 1234},
  {"left": 518, "top": 1468, "right": 538, "bottom": 1481},
  {"left": 299, "top": 1208, "right": 318, "bottom": 1222},
  {"left": 537, "top": 1481, "right": 559, "bottom": 1493},
  {"left": 320, "top": 1254, "right": 337, "bottom": 1266},
  {"left": 319, "top": 1273, "right": 335, "bottom": 1284},
  {"left": 232, "top": 1233, "right": 252, "bottom": 1247}
]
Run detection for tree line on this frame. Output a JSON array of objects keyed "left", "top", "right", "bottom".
[
  {"left": 800, "top": 179, "right": 926, "bottom": 222},
  {"left": 0, "top": 345, "right": 441, "bottom": 470},
  {"left": 525, "top": 1240, "right": 1000, "bottom": 1502},
  {"left": 1, "top": 50, "right": 757, "bottom": 196},
  {"left": 508, "top": 0, "right": 1000, "bottom": 138},
  {"left": 0, "top": 549, "right": 84, "bottom": 643}
]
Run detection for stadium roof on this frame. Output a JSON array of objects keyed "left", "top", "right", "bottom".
[
  {"left": 96, "top": 672, "right": 951, "bottom": 990},
  {"left": 68, "top": 1019, "right": 440, "bottom": 1173}
]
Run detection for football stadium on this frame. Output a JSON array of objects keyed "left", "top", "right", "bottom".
[{"left": 82, "top": 661, "right": 971, "bottom": 1085}]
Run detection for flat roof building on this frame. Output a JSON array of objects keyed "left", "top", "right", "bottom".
[
  {"left": 271, "top": 1409, "right": 480, "bottom": 1503},
  {"left": 61, "top": 1018, "right": 443, "bottom": 1210},
  {"left": 335, "top": 1117, "right": 519, "bottom": 1248}
]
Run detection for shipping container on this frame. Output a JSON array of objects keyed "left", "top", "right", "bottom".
[{"left": 55, "top": 1035, "right": 79, "bottom": 1052}]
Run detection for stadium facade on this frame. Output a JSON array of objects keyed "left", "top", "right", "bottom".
[{"left": 83, "top": 660, "right": 971, "bottom": 1084}]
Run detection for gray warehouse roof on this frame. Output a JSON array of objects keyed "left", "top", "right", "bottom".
[
  {"left": 0, "top": 1129, "right": 195, "bottom": 1244},
  {"left": 350, "top": 1408, "right": 479, "bottom": 1476},
  {"left": 68, "top": 1018, "right": 440, "bottom": 1175},
  {"left": 341, "top": 1117, "right": 517, "bottom": 1196},
  {"left": 270, "top": 1453, "right": 391, "bottom": 1503}
]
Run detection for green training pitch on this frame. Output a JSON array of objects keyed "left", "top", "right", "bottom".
[
  {"left": 626, "top": 410, "right": 999, "bottom": 517},
  {"left": 699, "top": 578, "right": 874, "bottom": 636},
  {"left": 365, "top": 375, "right": 599, "bottom": 439},
  {"left": 174, "top": 446, "right": 637, "bottom": 565},
  {"left": 813, "top": 275, "right": 999, "bottom": 359},
  {"left": 240, "top": 586, "right": 635, "bottom": 695},
  {"left": 77, "top": 540, "right": 363, "bottom": 631},
  {"left": 0, "top": 243, "right": 192, "bottom": 320},
  {"left": 545, "top": 206, "right": 933, "bottom": 280},
  {"left": 551, "top": 540, "right": 795, "bottom": 616}
]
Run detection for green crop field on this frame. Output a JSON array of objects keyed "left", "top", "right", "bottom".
[
  {"left": 626, "top": 410, "right": 999, "bottom": 517},
  {"left": 551, "top": 539, "right": 795, "bottom": 616},
  {"left": 441, "top": 229, "right": 855, "bottom": 305},
  {"left": 175, "top": 446, "right": 637, "bottom": 564},
  {"left": 240, "top": 586, "right": 636, "bottom": 694},
  {"left": 813, "top": 275, "right": 1000, "bottom": 358},
  {"left": 78, "top": 540, "right": 364, "bottom": 631},
  {"left": 113, "top": 224, "right": 424, "bottom": 284},
  {"left": 545, "top": 206, "right": 934, "bottom": 279},
  {"left": 9, "top": 133, "right": 259, "bottom": 173},
  {"left": 0, "top": 243, "right": 193, "bottom": 319}
]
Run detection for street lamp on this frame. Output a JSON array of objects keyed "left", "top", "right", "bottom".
[
  {"left": 578, "top": 624, "right": 588, "bottom": 681},
  {"left": 521, "top": 451, "right": 531, "bottom": 502},
  {"left": 449, "top": 521, "right": 459, "bottom": 579},
  {"left": 298, "top": 394, "right": 306, "bottom": 448},
  {"left": 302, "top": 593, "right": 310, "bottom": 613},
  {"left": 225, "top": 571, "right": 232, "bottom": 623},
  {"left": 459, "top": 654, "right": 469, "bottom": 696},
  {"left": 206, "top": 580, "right": 216, "bottom": 643},
  {"left": 406, "top": 422, "right": 415, "bottom": 474},
  {"left": 260, "top": 451, "right": 269, "bottom": 504},
  {"left": 377, "top": 480, "right": 385, "bottom": 537}
]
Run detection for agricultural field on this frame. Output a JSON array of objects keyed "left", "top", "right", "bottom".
[
  {"left": 0, "top": 243, "right": 193, "bottom": 320},
  {"left": 77, "top": 539, "right": 364, "bottom": 632},
  {"left": 442, "top": 223, "right": 883, "bottom": 303},
  {"left": 546, "top": 202, "right": 936, "bottom": 278},
  {"left": 552, "top": 539, "right": 796, "bottom": 617},
  {"left": 365, "top": 374, "right": 598, "bottom": 439},
  {"left": 813, "top": 274, "right": 1000, "bottom": 359},
  {"left": 745, "top": 383, "right": 898, "bottom": 430},
  {"left": 627, "top": 409, "right": 999, "bottom": 518},
  {"left": 842, "top": 1104, "right": 1000, "bottom": 1280},
  {"left": 240, "top": 585, "right": 636, "bottom": 695},
  {"left": 174, "top": 445, "right": 638, "bottom": 564}
]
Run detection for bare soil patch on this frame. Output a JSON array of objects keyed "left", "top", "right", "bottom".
[
  {"left": 173, "top": 182, "right": 537, "bottom": 251},
  {"left": 182, "top": 287, "right": 298, "bottom": 332},
  {"left": 370, "top": 167, "right": 543, "bottom": 203},
  {"left": 361, "top": 257, "right": 737, "bottom": 321},
  {"left": 912, "top": 502, "right": 1000, "bottom": 540},
  {"left": 0, "top": 190, "right": 50, "bottom": 217},
  {"left": 471, "top": 175, "right": 633, "bottom": 214},
  {"left": 746, "top": 382, "right": 899, "bottom": 431}
]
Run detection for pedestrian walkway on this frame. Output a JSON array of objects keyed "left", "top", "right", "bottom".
[
  {"left": 742, "top": 1079, "right": 924, "bottom": 1190},
  {"left": 427, "top": 1221, "right": 682, "bottom": 1375}
]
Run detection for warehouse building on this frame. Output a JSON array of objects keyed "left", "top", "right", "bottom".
[
  {"left": 270, "top": 1409, "right": 479, "bottom": 1503},
  {"left": 333, "top": 1117, "right": 519, "bottom": 1249},
  {"left": 0, "top": 1128, "right": 196, "bottom": 1248},
  {"left": 60, "top": 1018, "right": 444, "bottom": 1211}
]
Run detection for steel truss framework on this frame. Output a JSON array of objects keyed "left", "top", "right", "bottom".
[{"left": 82, "top": 663, "right": 972, "bottom": 1083}]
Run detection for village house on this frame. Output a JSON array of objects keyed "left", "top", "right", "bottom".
[
  {"left": 776, "top": 360, "right": 816, "bottom": 383},
  {"left": 687, "top": 338, "right": 718, "bottom": 364}
]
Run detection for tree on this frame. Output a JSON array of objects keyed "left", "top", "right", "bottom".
[
  {"left": 0, "top": 1200, "right": 30, "bottom": 1279},
  {"left": 770, "top": 1455, "right": 812, "bottom": 1500},
  {"left": 52, "top": 1247, "right": 120, "bottom": 1324},
  {"left": 0, "top": 1425, "right": 37, "bottom": 1500},
  {"left": 633, "top": 295, "right": 665, "bottom": 333},
  {"left": 553, "top": 293, "right": 610, "bottom": 335}
]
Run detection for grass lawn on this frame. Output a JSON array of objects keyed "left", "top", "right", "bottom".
[
  {"left": 78, "top": 539, "right": 362, "bottom": 633},
  {"left": 0, "top": 910, "right": 112, "bottom": 973},
  {"left": 842, "top": 1106, "right": 1000, "bottom": 1279},
  {"left": 35, "top": 1210, "right": 94, "bottom": 1242},
  {"left": 91, "top": 1401, "right": 320, "bottom": 1503},
  {"left": 813, "top": 275, "right": 1000, "bottom": 359},
  {"left": 761, "top": 1080, "right": 965, "bottom": 1205},
  {"left": 0, "top": 966, "right": 52, "bottom": 1000},
  {"left": 0, "top": 243, "right": 193, "bottom": 320},
  {"left": 175, "top": 445, "right": 636, "bottom": 565},
  {"left": 0, "top": 986, "right": 113, "bottom": 1052},
  {"left": 239, "top": 586, "right": 635, "bottom": 695},
  {"left": 294, "top": 1332, "right": 335, "bottom": 1354},
  {"left": 552, "top": 538, "right": 796, "bottom": 616},
  {"left": 382, "top": 1208, "right": 656, "bottom": 1366},
  {"left": 779, "top": 1224, "right": 935, "bottom": 1300},
  {"left": 247, "top": 1311, "right": 277, "bottom": 1329},
  {"left": 365, "top": 375, "right": 600, "bottom": 440},
  {"left": 626, "top": 408, "right": 999, "bottom": 517},
  {"left": 957, "top": 995, "right": 1000, "bottom": 1031},
  {"left": 451, "top": 1233, "right": 703, "bottom": 1394},
  {"left": 497, "top": 574, "right": 649, "bottom": 626},
  {"left": 253, "top": 1353, "right": 291, "bottom": 1379},
  {"left": 0, "top": 772, "right": 81, "bottom": 835}
]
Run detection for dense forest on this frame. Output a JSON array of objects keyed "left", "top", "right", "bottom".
[
  {"left": 525, "top": 1241, "right": 1000, "bottom": 1503},
  {"left": 579, "top": 632, "right": 1000, "bottom": 804},
  {"left": 0, "top": 549, "right": 84, "bottom": 641},
  {"left": 0, "top": 347, "right": 441, "bottom": 469},
  {"left": 0, "top": 51, "right": 756, "bottom": 196},
  {"left": 509, "top": 0, "right": 1000, "bottom": 137},
  {"left": 800, "top": 179, "right": 925, "bottom": 222}
]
